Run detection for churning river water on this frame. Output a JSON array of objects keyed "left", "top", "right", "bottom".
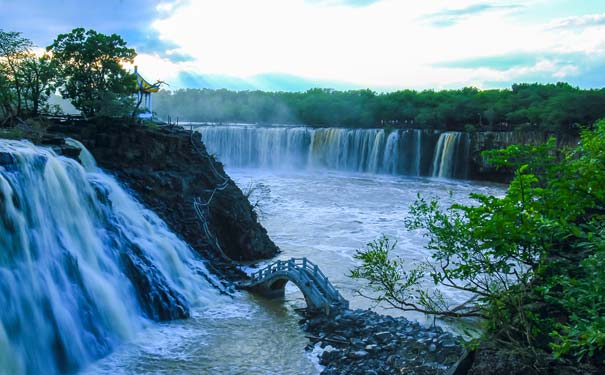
[{"left": 81, "top": 166, "right": 503, "bottom": 375}]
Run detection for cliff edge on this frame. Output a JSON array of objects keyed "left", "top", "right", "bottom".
[{"left": 47, "top": 120, "right": 279, "bottom": 279}]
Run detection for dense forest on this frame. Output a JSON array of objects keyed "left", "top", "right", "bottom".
[{"left": 155, "top": 84, "right": 605, "bottom": 134}]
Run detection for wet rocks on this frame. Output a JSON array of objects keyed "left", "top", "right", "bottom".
[
  {"left": 375, "top": 331, "right": 393, "bottom": 342},
  {"left": 0, "top": 152, "right": 14, "bottom": 167},
  {"left": 350, "top": 350, "right": 369, "bottom": 359},
  {"left": 120, "top": 241, "right": 190, "bottom": 321},
  {"left": 303, "top": 309, "right": 463, "bottom": 375},
  {"left": 468, "top": 131, "right": 578, "bottom": 182}
]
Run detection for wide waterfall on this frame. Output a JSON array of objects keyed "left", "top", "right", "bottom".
[
  {"left": 197, "top": 125, "right": 470, "bottom": 179},
  {"left": 0, "top": 140, "right": 218, "bottom": 375},
  {"left": 431, "top": 132, "right": 471, "bottom": 179}
]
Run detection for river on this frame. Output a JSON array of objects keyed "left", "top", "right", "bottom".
[
  {"left": 0, "top": 128, "right": 503, "bottom": 374},
  {"left": 82, "top": 169, "right": 502, "bottom": 374}
]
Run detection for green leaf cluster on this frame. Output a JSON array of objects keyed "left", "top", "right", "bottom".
[
  {"left": 47, "top": 28, "right": 136, "bottom": 117},
  {"left": 0, "top": 30, "right": 59, "bottom": 120}
]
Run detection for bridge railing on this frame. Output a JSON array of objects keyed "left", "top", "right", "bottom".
[{"left": 249, "top": 258, "right": 348, "bottom": 304}]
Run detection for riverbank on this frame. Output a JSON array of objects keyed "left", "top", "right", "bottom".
[{"left": 302, "top": 309, "right": 463, "bottom": 375}]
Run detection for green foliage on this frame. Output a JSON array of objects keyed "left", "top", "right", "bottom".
[
  {"left": 154, "top": 83, "right": 605, "bottom": 134},
  {"left": 464, "top": 124, "right": 477, "bottom": 133},
  {"left": 0, "top": 30, "right": 58, "bottom": 120},
  {"left": 0, "top": 30, "right": 33, "bottom": 118},
  {"left": 349, "top": 234, "right": 480, "bottom": 318},
  {"left": 47, "top": 28, "right": 136, "bottom": 117},
  {"left": 351, "top": 119, "right": 605, "bottom": 366},
  {"left": 350, "top": 236, "right": 450, "bottom": 315},
  {"left": 0, "top": 67, "right": 12, "bottom": 119},
  {"left": 2, "top": 28, "right": 137, "bottom": 120},
  {"left": 549, "top": 224, "right": 605, "bottom": 361},
  {"left": 18, "top": 54, "right": 59, "bottom": 115}
]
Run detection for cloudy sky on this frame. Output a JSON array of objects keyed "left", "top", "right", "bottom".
[{"left": 2, "top": 0, "right": 605, "bottom": 91}]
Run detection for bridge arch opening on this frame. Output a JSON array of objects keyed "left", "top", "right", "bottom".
[
  {"left": 262, "top": 278, "right": 313, "bottom": 309},
  {"left": 265, "top": 278, "right": 315, "bottom": 308},
  {"left": 268, "top": 279, "right": 288, "bottom": 291},
  {"left": 241, "top": 258, "right": 349, "bottom": 314}
]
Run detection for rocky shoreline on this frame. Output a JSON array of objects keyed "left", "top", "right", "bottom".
[{"left": 302, "top": 309, "right": 464, "bottom": 375}]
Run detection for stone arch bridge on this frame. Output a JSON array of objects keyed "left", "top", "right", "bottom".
[{"left": 239, "top": 258, "right": 349, "bottom": 315}]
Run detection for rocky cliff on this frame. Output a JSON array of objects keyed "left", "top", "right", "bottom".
[
  {"left": 469, "top": 131, "right": 579, "bottom": 181},
  {"left": 46, "top": 120, "right": 279, "bottom": 279}
]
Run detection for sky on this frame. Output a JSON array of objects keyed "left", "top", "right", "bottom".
[{"left": 1, "top": 0, "right": 605, "bottom": 91}]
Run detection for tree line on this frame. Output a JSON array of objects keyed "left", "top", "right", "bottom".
[
  {"left": 0, "top": 28, "right": 136, "bottom": 125},
  {"left": 155, "top": 84, "right": 605, "bottom": 134}
]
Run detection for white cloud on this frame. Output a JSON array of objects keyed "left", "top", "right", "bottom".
[
  {"left": 548, "top": 12, "right": 605, "bottom": 29},
  {"left": 134, "top": 53, "right": 193, "bottom": 83},
  {"left": 143, "top": 0, "right": 605, "bottom": 89}
]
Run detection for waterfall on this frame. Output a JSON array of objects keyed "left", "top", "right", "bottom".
[
  {"left": 197, "top": 125, "right": 471, "bottom": 179},
  {"left": 414, "top": 130, "right": 422, "bottom": 176},
  {"left": 431, "top": 132, "right": 471, "bottom": 179},
  {"left": 382, "top": 130, "right": 400, "bottom": 174},
  {"left": 0, "top": 140, "right": 219, "bottom": 375},
  {"left": 308, "top": 128, "right": 394, "bottom": 172}
]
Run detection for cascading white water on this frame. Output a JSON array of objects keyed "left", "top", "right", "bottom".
[
  {"left": 414, "top": 130, "right": 422, "bottom": 176},
  {"left": 382, "top": 131, "right": 400, "bottom": 175},
  {"left": 197, "top": 125, "right": 473, "bottom": 179},
  {"left": 432, "top": 132, "right": 456, "bottom": 177},
  {"left": 431, "top": 132, "right": 471, "bottom": 179},
  {"left": 197, "top": 125, "right": 448, "bottom": 176},
  {"left": 0, "top": 140, "right": 219, "bottom": 375}
]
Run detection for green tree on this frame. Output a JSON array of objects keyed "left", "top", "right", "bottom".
[
  {"left": 0, "top": 30, "right": 33, "bottom": 117},
  {"left": 0, "top": 65, "right": 12, "bottom": 120},
  {"left": 18, "top": 54, "right": 59, "bottom": 116},
  {"left": 47, "top": 28, "right": 136, "bottom": 117}
]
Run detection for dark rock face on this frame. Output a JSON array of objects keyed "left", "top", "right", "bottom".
[
  {"left": 46, "top": 121, "right": 279, "bottom": 279},
  {"left": 121, "top": 243, "right": 190, "bottom": 320},
  {"left": 302, "top": 309, "right": 463, "bottom": 375},
  {"left": 468, "top": 131, "right": 579, "bottom": 182},
  {"left": 0, "top": 151, "right": 14, "bottom": 167}
]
